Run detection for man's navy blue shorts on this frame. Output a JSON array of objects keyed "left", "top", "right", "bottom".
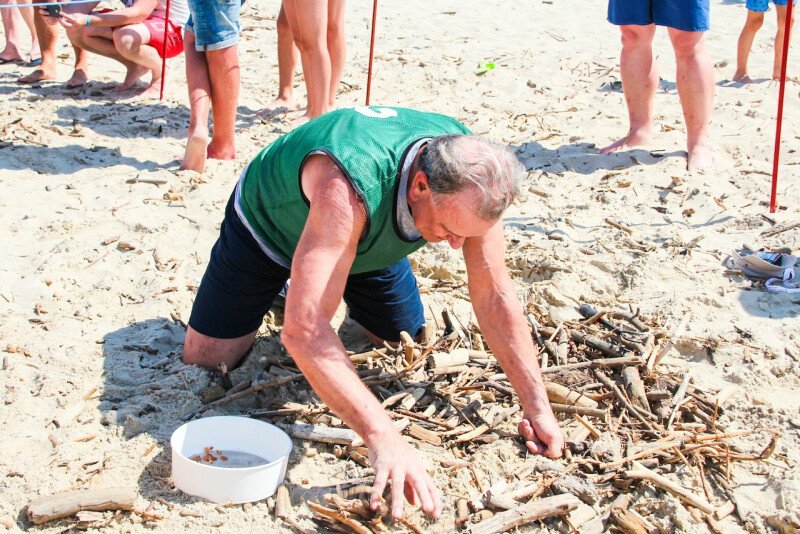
[
  {"left": 608, "top": 0, "right": 710, "bottom": 32},
  {"left": 188, "top": 194, "right": 425, "bottom": 342}
]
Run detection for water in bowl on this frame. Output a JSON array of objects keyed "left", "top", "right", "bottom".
[{"left": 191, "top": 447, "right": 270, "bottom": 468}]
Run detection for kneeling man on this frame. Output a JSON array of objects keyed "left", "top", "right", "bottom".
[{"left": 183, "top": 106, "right": 564, "bottom": 519}]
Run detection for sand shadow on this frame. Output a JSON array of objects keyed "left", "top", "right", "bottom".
[
  {"left": 0, "top": 142, "right": 157, "bottom": 173},
  {"left": 54, "top": 102, "right": 189, "bottom": 140},
  {"left": 511, "top": 140, "right": 685, "bottom": 175},
  {"left": 736, "top": 286, "right": 800, "bottom": 319}
]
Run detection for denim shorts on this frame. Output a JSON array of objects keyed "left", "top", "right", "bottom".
[
  {"left": 188, "top": 193, "right": 425, "bottom": 341},
  {"left": 608, "top": 0, "right": 710, "bottom": 32},
  {"left": 185, "top": 0, "right": 244, "bottom": 51},
  {"left": 746, "top": 0, "right": 796, "bottom": 12}
]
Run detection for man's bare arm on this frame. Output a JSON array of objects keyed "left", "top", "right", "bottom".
[
  {"left": 462, "top": 222, "right": 564, "bottom": 457},
  {"left": 281, "top": 155, "right": 441, "bottom": 518}
]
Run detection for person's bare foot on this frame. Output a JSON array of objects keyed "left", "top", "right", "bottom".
[
  {"left": 599, "top": 127, "right": 651, "bottom": 154},
  {"left": 181, "top": 130, "right": 209, "bottom": 173},
  {"left": 18, "top": 68, "right": 55, "bottom": 84},
  {"left": 136, "top": 83, "right": 162, "bottom": 100},
  {"left": 292, "top": 114, "right": 313, "bottom": 127},
  {"left": 66, "top": 68, "right": 89, "bottom": 88},
  {"left": 732, "top": 71, "right": 754, "bottom": 84},
  {"left": 687, "top": 143, "right": 713, "bottom": 172},
  {"left": 258, "top": 96, "right": 294, "bottom": 118},
  {"left": 207, "top": 139, "right": 236, "bottom": 160},
  {"left": 115, "top": 65, "right": 148, "bottom": 91}
]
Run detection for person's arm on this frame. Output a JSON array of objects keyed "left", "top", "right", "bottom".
[
  {"left": 54, "top": 0, "right": 158, "bottom": 29},
  {"left": 281, "top": 155, "right": 442, "bottom": 519},
  {"left": 462, "top": 222, "right": 564, "bottom": 457}
]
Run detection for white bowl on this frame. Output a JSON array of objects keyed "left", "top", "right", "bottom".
[{"left": 171, "top": 416, "right": 293, "bottom": 503}]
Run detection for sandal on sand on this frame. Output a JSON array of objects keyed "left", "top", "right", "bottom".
[
  {"left": 25, "top": 57, "right": 42, "bottom": 68},
  {"left": 727, "top": 248, "right": 799, "bottom": 293}
]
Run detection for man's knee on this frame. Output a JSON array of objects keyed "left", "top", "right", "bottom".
[
  {"left": 113, "top": 25, "right": 143, "bottom": 53},
  {"left": 182, "top": 326, "right": 255, "bottom": 369},
  {"left": 620, "top": 25, "right": 654, "bottom": 49},
  {"left": 670, "top": 31, "right": 704, "bottom": 59}
]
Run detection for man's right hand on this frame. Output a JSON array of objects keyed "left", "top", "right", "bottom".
[{"left": 367, "top": 430, "right": 442, "bottom": 519}]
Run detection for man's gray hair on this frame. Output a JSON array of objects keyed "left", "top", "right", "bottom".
[{"left": 420, "top": 135, "right": 523, "bottom": 221}]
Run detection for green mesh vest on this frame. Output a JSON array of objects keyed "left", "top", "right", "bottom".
[{"left": 236, "top": 106, "right": 471, "bottom": 274}]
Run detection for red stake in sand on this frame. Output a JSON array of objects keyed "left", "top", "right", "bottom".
[
  {"left": 159, "top": 0, "right": 172, "bottom": 101},
  {"left": 770, "top": 0, "right": 794, "bottom": 213},
  {"left": 366, "top": 0, "right": 378, "bottom": 105}
]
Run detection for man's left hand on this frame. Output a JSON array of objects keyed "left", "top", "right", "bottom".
[{"left": 518, "top": 411, "right": 564, "bottom": 458}]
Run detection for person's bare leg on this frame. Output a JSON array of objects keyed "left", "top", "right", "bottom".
[
  {"left": 206, "top": 45, "right": 239, "bottom": 160},
  {"left": 17, "top": 0, "right": 40, "bottom": 60},
  {"left": 669, "top": 27, "right": 714, "bottom": 171},
  {"left": 182, "top": 326, "right": 257, "bottom": 370},
  {"left": 773, "top": 5, "right": 795, "bottom": 80},
  {"left": 600, "top": 24, "right": 657, "bottom": 154},
  {"left": 18, "top": 0, "right": 57, "bottom": 82},
  {"left": 262, "top": 5, "right": 298, "bottom": 113},
  {"left": 283, "top": 0, "right": 330, "bottom": 121},
  {"left": 181, "top": 30, "right": 211, "bottom": 172},
  {"left": 1, "top": 0, "right": 26, "bottom": 61},
  {"left": 326, "top": 0, "right": 346, "bottom": 108},
  {"left": 64, "top": 22, "right": 134, "bottom": 87},
  {"left": 733, "top": 10, "right": 763, "bottom": 83},
  {"left": 112, "top": 24, "right": 163, "bottom": 98},
  {"left": 63, "top": 2, "right": 100, "bottom": 87}
]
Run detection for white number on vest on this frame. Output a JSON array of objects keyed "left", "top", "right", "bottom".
[{"left": 353, "top": 106, "right": 398, "bottom": 119}]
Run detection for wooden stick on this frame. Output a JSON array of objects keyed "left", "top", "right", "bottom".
[
  {"left": 621, "top": 367, "right": 650, "bottom": 413},
  {"left": 550, "top": 403, "right": 606, "bottom": 418},
  {"left": 27, "top": 486, "right": 137, "bottom": 525},
  {"left": 542, "top": 355, "right": 642, "bottom": 374},
  {"left": 570, "top": 330, "right": 626, "bottom": 358},
  {"left": 464, "top": 494, "right": 580, "bottom": 534},
  {"left": 625, "top": 462, "right": 714, "bottom": 515},
  {"left": 545, "top": 382, "right": 599, "bottom": 409},
  {"left": 201, "top": 374, "right": 298, "bottom": 412},
  {"left": 283, "top": 423, "right": 357, "bottom": 445},
  {"left": 275, "top": 485, "right": 291, "bottom": 519},
  {"left": 307, "top": 501, "right": 371, "bottom": 534},
  {"left": 594, "top": 371, "right": 657, "bottom": 431}
]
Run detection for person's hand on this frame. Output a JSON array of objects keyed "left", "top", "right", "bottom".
[
  {"left": 367, "top": 430, "right": 442, "bottom": 519},
  {"left": 38, "top": 7, "right": 61, "bottom": 25},
  {"left": 56, "top": 13, "right": 86, "bottom": 30},
  {"left": 518, "top": 410, "right": 564, "bottom": 458}
]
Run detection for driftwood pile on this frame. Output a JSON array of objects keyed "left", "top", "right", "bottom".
[{"left": 197, "top": 300, "right": 781, "bottom": 533}]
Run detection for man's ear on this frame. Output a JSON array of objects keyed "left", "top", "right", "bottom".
[{"left": 409, "top": 171, "right": 429, "bottom": 201}]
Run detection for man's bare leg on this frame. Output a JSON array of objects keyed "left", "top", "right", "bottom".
[
  {"left": 17, "top": 0, "right": 40, "bottom": 60},
  {"left": 112, "top": 24, "right": 163, "bottom": 98},
  {"left": 733, "top": 10, "right": 763, "bottom": 83},
  {"left": 181, "top": 30, "right": 211, "bottom": 172},
  {"left": 18, "top": 0, "right": 58, "bottom": 83},
  {"left": 600, "top": 24, "right": 657, "bottom": 154},
  {"left": 283, "top": 0, "right": 331, "bottom": 121},
  {"left": 0, "top": 2, "right": 25, "bottom": 62},
  {"left": 669, "top": 27, "right": 714, "bottom": 171},
  {"left": 261, "top": 5, "right": 298, "bottom": 114},
  {"left": 206, "top": 45, "right": 239, "bottom": 160},
  {"left": 773, "top": 5, "right": 795, "bottom": 80},
  {"left": 182, "top": 326, "right": 257, "bottom": 370},
  {"left": 65, "top": 22, "right": 136, "bottom": 88},
  {"left": 326, "top": 0, "right": 346, "bottom": 108}
]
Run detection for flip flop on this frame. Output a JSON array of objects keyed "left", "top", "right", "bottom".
[
  {"left": 25, "top": 57, "right": 42, "bottom": 67},
  {"left": 0, "top": 57, "right": 22, "bottom": 65}
]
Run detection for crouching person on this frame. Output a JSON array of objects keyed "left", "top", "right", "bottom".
[{"left": 43, "top": 0, "right": 189, "bottom": 97}]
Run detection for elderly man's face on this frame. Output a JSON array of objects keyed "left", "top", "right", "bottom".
[{"left": 408, "top": 173, "right": 495, "bottom": 249}]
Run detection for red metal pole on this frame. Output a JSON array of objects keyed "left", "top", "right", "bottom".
[
  {"left": 770, "top": 0, "right": 794, "bottom": 213},
  {"left": 365, "top": 0, "right": 378, "bottom": 105},
  {"left": 159, "top": 0, "right": 171, "bottom": 101}
]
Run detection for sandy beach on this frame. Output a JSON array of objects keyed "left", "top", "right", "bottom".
[{"left": 1, "top": 0, "right": 798, "bottom": 531}]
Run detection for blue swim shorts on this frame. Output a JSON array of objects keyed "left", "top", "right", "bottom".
[
  {"left": 746, "top": 0, "right": 797, "bottom": 12},
  {"left": 185, "top": 0, "right": 244, "bottom": 51},
  {"left": 608, "top": 0, "right": 711, "bottom": 32},
  {"left": 188, "top": 192, "right": 425, "bottom": 341}
]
